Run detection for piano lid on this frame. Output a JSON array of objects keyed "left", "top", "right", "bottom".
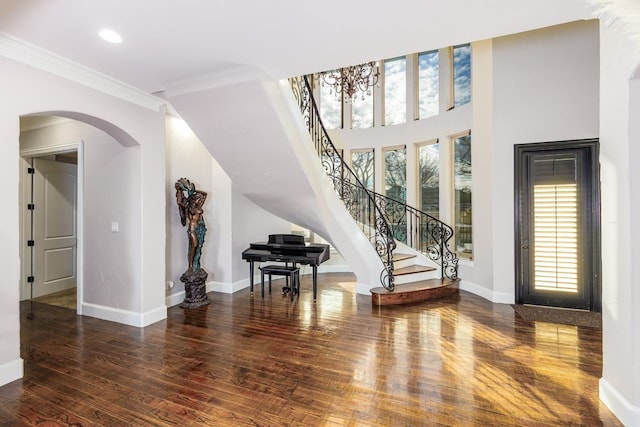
[{"left": 268, "top": 234, "right": 305, "bottom": 245}]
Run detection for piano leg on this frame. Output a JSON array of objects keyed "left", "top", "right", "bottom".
[
  {"left": 249, "top": 261, "right": 255, "bottom": 297},
  {"left": 312, "top": 265, "right": 318, "bottom": 303}
]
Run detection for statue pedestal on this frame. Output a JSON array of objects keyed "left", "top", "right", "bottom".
[{"left": 179, "top": 268, "right": 211, "bottom": 308}]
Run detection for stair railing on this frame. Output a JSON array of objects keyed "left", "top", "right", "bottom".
[
  {"left": 289, "top": 75, "right": 396, "bottom": 291},
  {"left": 369, "top": 191, "right": 458, "bottom": 280}
]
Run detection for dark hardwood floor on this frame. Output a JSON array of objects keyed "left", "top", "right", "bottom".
[{"left": 3, "top": 273, "right": 621, "bottom": 426}]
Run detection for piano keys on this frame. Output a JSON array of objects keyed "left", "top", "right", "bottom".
[{"left": 242, "top": 234, "right": 330, "bottom": 301}]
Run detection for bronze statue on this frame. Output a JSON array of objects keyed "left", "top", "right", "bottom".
[
  {"left": 175, "top": 178, "right": 207, "bottom": 272},
  {"left": 175, "top": 178, "right": 210, "bottom": 308}
]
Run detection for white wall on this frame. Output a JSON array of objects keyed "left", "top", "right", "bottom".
[
  {"left": 20, "top": 120, "right": 144, "bottom": 311},
  {"left": 231, "top": 185, "right": 292, "bottom": 283},
  {"left": 491, "top": 19, "right": 600, "bottom": 299},
  {"left": 597, "top": 14, "right": 640, "bottom": 426},
  {"left": 0, "top": 55, "right": 166, "bottom": 387}
]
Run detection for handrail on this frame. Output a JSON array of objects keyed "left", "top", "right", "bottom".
[
  {"left": 289, "top": 75, "right": 459, "bottom": 287},
  {"left": 368, "top": 191, "right": 458, "bottom": 280},
  {"left": 289, "top": 75, "right": 396, "bottom": 291}
]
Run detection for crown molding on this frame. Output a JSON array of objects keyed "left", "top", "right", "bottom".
[{"left": 0, "top": 32, "right": 166, "bottom": 112}]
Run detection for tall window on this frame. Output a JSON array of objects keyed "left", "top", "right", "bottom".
[
  {"left": 418, "top": 51, "right": 439, "bottom": 119},
  {"left": 384, "top": 146, "right": 407, "bottom": 202},
  {"left": 453, "top": 133, "right": 472, "bottom": 256},
  {"left": 352, "top": 92, "right": 374, "bottom": 129},
  {"left": 384, "top": 146, "right": 407, "bottom": 242},
  {"left": 351, "top": 149, "right": 375, "bottom": 190},
  {"left": 319, "top": 74, "right": 342, "bottom": 129},
  {"left": 418, "top": 142, "right": 439, "bottom": 218},
  {"left": 384, "top": 57, "right": 407, "bottom": 125},
  {"left": 453, "top": 44, "right": 471, "bottom": 107}
]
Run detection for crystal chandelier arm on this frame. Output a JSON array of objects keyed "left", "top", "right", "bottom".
[{"left": 317, "top": 61, "right": 380, "bottom": 103}]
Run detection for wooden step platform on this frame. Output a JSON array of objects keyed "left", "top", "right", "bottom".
[{"left": 371, "top": 278, "right": 460, "bottom": 306}]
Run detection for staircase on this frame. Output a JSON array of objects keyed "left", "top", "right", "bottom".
[
  {"left": 289, "top": 75, "right": 460, "bottom": 305},
  {"left": 371, "top": 252, "right": 459, "bottom": 306},
  {"left": 167, "top": 72, "right": 459, "bottom": 304}
]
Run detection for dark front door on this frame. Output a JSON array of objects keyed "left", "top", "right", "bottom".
[{"left": 515, "top": 139, "right": 601, "bottom": 311}]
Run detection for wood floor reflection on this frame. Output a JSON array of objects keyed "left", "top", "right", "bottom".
[{"left": 5, "top": 273, "right": 621, "bottom": 426}]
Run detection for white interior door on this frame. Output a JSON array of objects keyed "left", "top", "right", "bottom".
[{"left": 30, "top": 157, "right": 78, "bottom": 297}]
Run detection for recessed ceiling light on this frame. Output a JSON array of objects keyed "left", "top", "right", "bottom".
[{"left": 99, "top": 29, "right": 122, "bottom": 44}]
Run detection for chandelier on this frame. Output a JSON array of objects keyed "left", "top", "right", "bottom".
[{"left": 317, "top": 61, "right": 380, "bottom": 103}]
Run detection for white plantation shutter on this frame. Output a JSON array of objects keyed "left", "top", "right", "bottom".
[{"left": 531, "top": 158, "right": 579, "bottom": 293}]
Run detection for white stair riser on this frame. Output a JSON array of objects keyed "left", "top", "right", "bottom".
[
  {"left": 393, "top": 258, "right": 418, "bottom": 269},
  {"left": 393, "top": 270, "right": 439, "bottom": 284}
]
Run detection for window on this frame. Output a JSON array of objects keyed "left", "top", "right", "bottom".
[
  {"left": 418, "top": 51, "right": 439, "bottom": 119},
  {"left": 351, "top": 85, "right": 373, "bottom": 129},
  {"left": 453, "top": 133, "right": 472, "bottom": 256},
  {"left": 417, "top": 141, "right": 439, "bottom": 218},
  {"left": 384, "top": 57, "right": 407, "bottom": 125},
  {"left": 352, "top": 92, "right": 374, "bottom": 129},
  {"left": 384, "top": 145, "right": 407, "bottom": 242},
  {"left": 351, "top": 149, "right": 375, "bottom": 191},
  {"left": 313, "top": 43, "right": 471, "bottom": 128},
  {"left": 453, "top": 44, "right": 471, "bottom": 107},
  {"left": 384, "top": 146, "right": 406, "bottom": 202},
  {"left": 319, "top": 74, "right": 342, "bottom": 129}
]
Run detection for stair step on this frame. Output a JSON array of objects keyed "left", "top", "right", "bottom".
[
  {"left": 392, "top": 253, "right": 416, "bottom": 262},
  {"left": 393, "top": 265, "right": 436, "bottom": 276},
  {"left": 371, "top": 278, "right": 460, "bottom": 306}
]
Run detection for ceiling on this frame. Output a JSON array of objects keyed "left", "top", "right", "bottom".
[{"left": 0, "top": 0, "right": 631, "bottom": 96}]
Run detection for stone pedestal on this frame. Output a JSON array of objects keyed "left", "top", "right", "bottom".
[{"left": 179, "top": 268, "right": 211, "bottom": 308}]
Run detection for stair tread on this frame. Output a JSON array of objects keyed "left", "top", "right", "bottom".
[
  {"left": 393, "top": 265, "right": 437, "bottom": 276},
  {"left": 392, "top": 253, "right": 416, "bottom": 262}
]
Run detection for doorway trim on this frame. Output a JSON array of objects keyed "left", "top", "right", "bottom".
[
  {"left": 514, "top": 138, "right": 601, "bottom": 312},
  {"left": 20, "top": 140, "right": 84, "bottom": 314}
]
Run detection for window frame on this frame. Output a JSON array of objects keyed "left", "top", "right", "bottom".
[
  {"left": 415, "top": 139, "right": 440, "bottom": 219},
  {"left": 383, "top": 56, "right": 408, "bottom": 126},
  {"left": 451, "top": 130, "right": 472, "bottom": 259},
  {"left": 382, "top": 145, "right": 407, "bottom": 202},
  {"left": 350, "top": 148, "right": 375, "bottom": 191},
  {"left": 451, "top": 43, "right": 472, "bottom": 109},
  {"left": 416, "top": 50, "right": 440, "bottom": 120}
]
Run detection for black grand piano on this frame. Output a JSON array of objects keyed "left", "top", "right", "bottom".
[{"left": 242, "top": 234, "right": 330, "bottom": 301}]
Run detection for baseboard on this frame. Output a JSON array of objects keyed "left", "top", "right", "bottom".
[
  {"left": 208, "top": 279, "right": 250, "bottom": 294},
  {"left": 0, "top": 358, "right": 23, "bottom": 387},
  {"left": 81, "top": 302, "right": 167, "bottom": 327},
  {"left": 600, "top": 378, "right": 640, "bottom": 426},
  {"left": 459, "top": 280, "right": 514, "bottom": 304},
  {"left": 166, "top": 290, "right": 186, "bottom": 308}
]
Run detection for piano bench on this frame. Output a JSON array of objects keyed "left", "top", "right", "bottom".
[{"left": 259, "top": 265, "right": 300, "bottom": 301}]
